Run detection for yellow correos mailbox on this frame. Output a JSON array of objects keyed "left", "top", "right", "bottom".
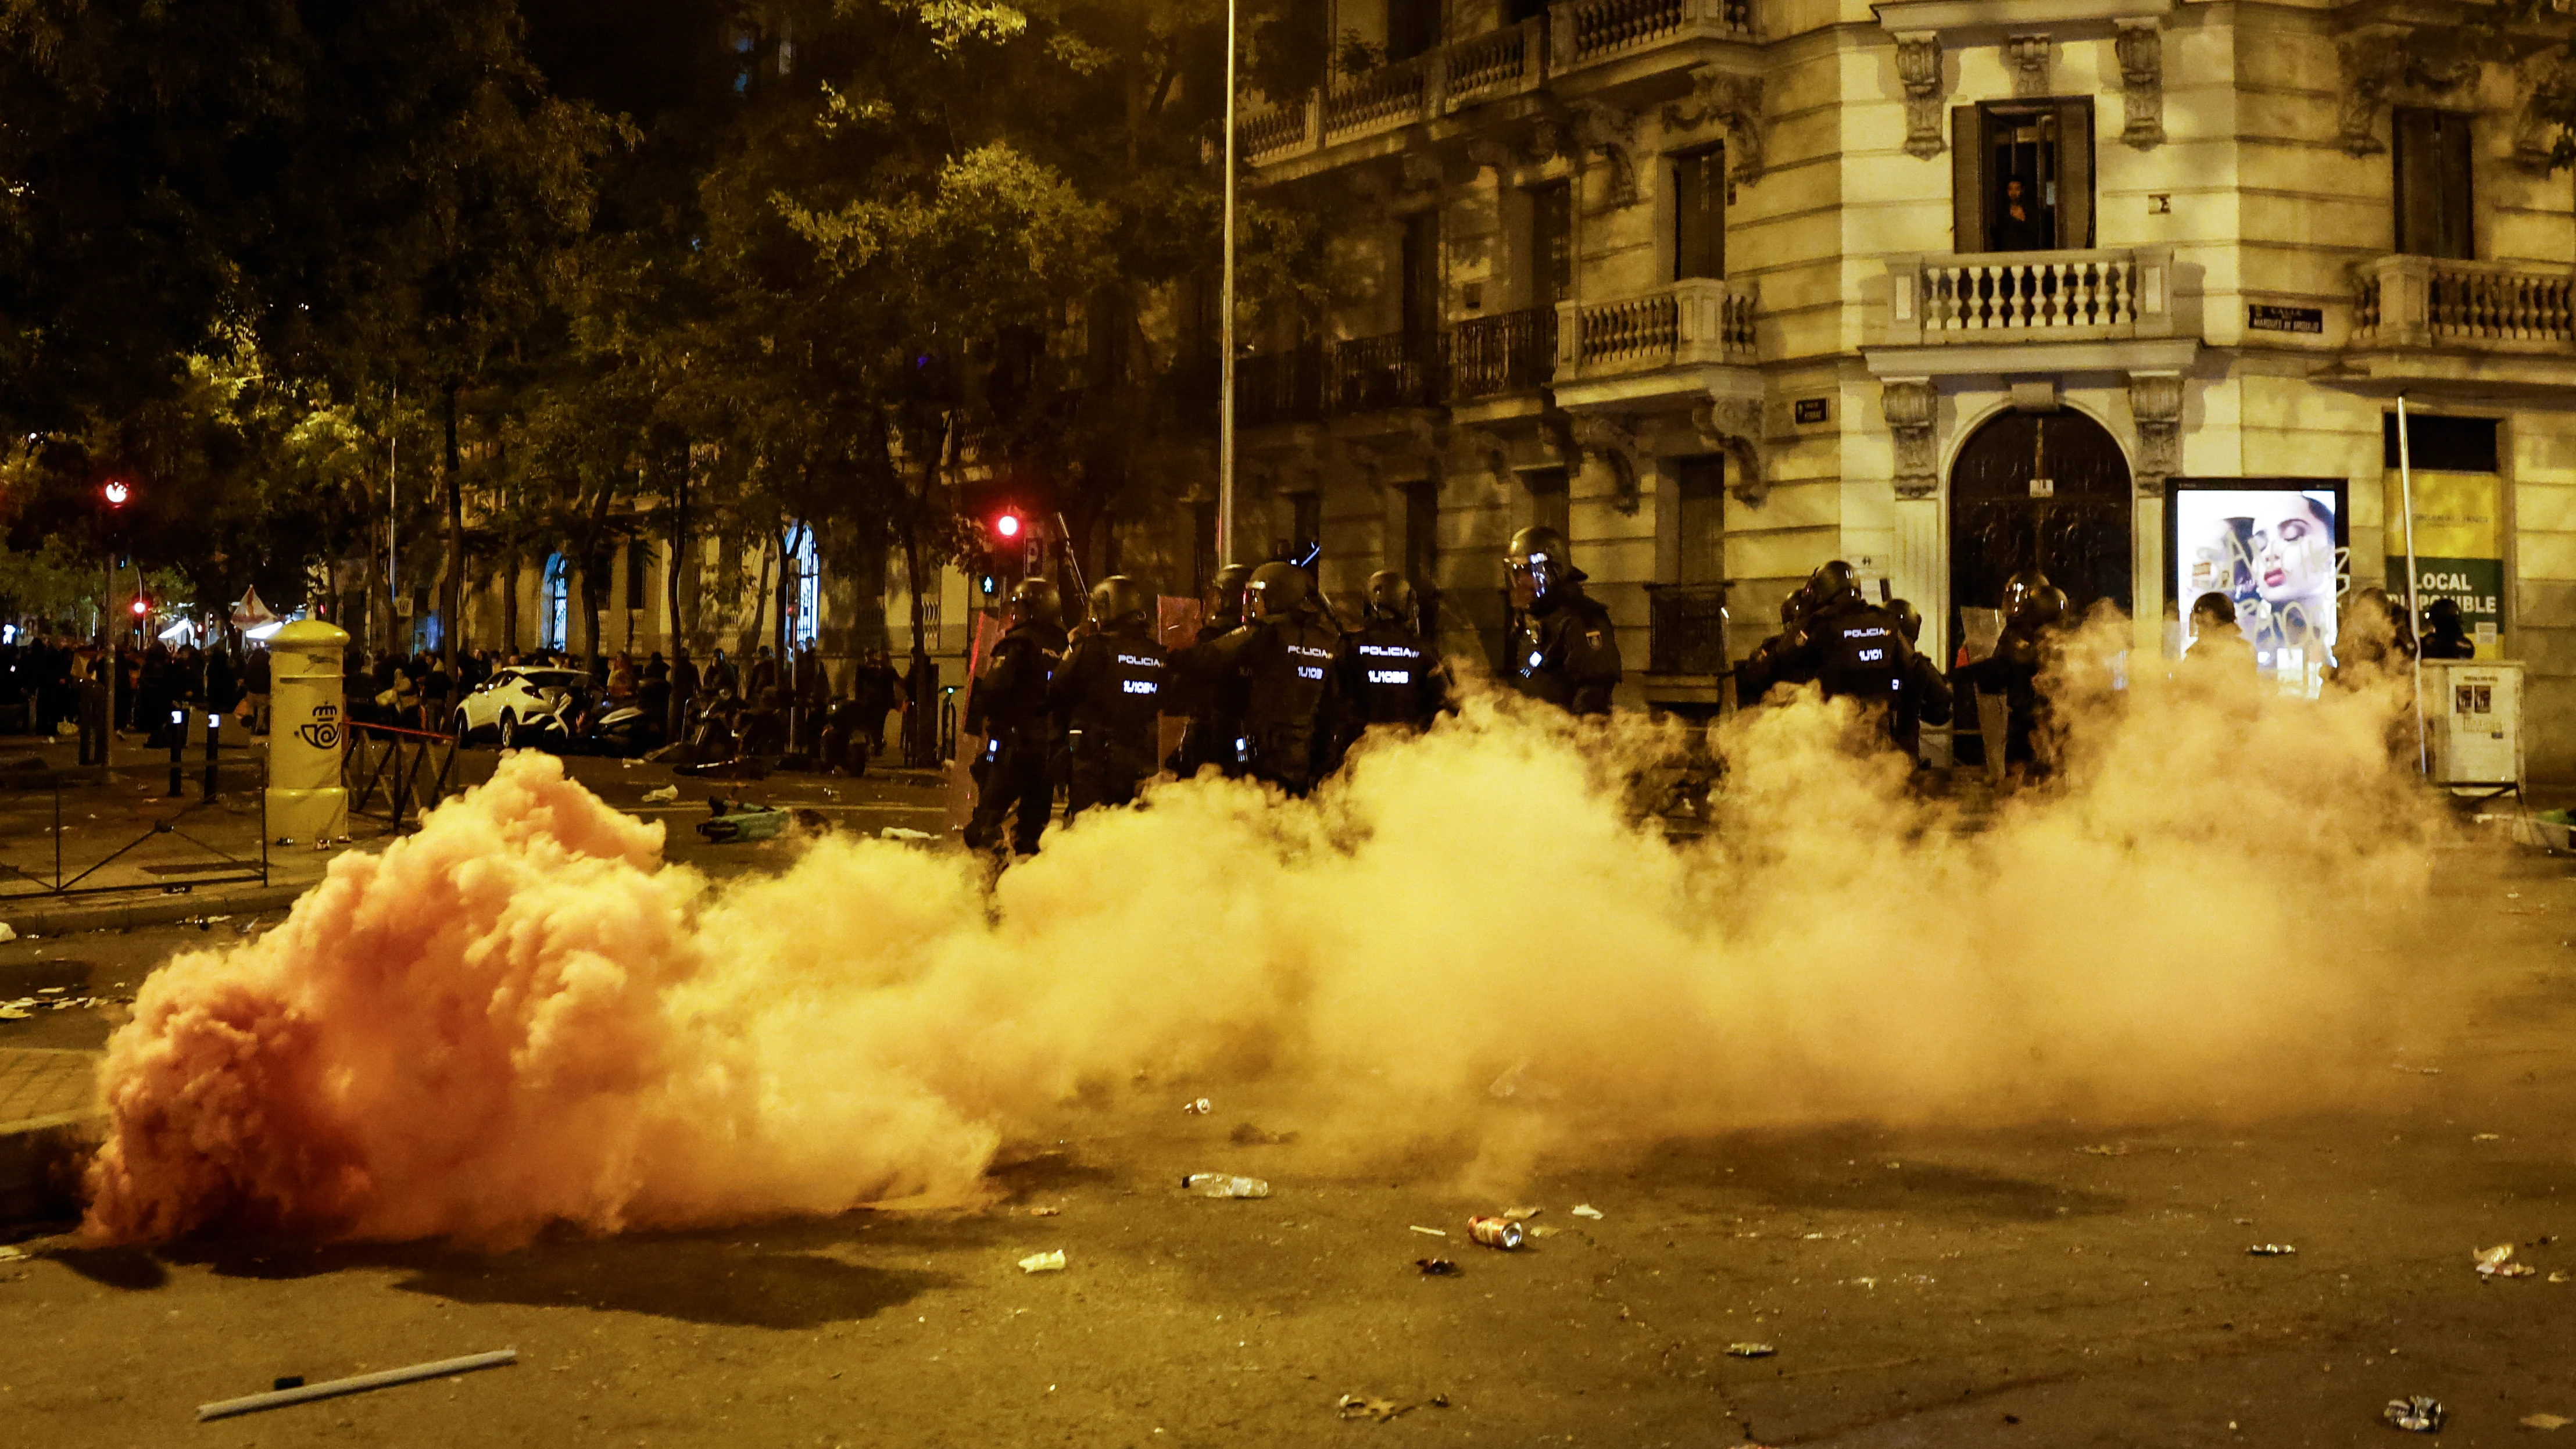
[{"left": 266, "top": 619, "right": 350, "bottom": 842}]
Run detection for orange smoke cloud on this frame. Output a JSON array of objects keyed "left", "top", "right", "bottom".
[{"left": 81, "top": 639, "right": 2450, "bottom": 1246}]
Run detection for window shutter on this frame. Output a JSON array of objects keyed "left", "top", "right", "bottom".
[
  {"left": 2395, "top": 109, "right": 2442, "bottom": 256},
  {"left": 1952, "top": 106, "right": 1985, "bottom": 252},
  {"left": 2057, "top": 99, "right": 2094, "bottom": 249},
  {"left": 2441, "top": 112, "right": 2475, "bottom": 260}
]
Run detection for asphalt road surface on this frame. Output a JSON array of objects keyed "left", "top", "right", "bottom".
[{"left": 3, "top": 847, "right": 2574, "bottom": 1447}]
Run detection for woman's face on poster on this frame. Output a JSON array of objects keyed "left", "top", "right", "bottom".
[{"left": 2252, "top": 499, "right": 2332, "bottom": 604}]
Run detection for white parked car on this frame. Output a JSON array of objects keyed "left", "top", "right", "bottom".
[{"left": 453, "top": 667, "right": 591, "bottom": 747}]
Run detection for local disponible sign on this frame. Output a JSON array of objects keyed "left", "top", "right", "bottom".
[{"left": 2385, "top": 466, "right": 2505, "bottom": 657}]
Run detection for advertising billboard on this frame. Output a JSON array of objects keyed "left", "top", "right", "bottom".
[{"left": 2167, "top": 479, "right": 2348, "bottom": 693}]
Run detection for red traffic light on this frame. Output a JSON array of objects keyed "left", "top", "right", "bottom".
[
  {"left": 130, "top": 598, "right": 148, "bottom": 616},
  {"left": 102, "top": 481, "right": 130, "bottom": 506},
  {"left": 994, "top": 512, "right": 1022, "bottom": 540}
]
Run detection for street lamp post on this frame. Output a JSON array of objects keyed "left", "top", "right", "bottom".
[{"left": 1218, "top": 0, "right": 1239, "bottom": 570}]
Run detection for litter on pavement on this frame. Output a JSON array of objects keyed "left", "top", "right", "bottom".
[
  {"left": 1725, "top": 1343, "right": 1777, "bottom": 1358},
  {"left": 1182, "top": 1097, "right": 1211, "bottom": 1115},
  {"left": 2246, "top": 1244, "right": 2298, "bottom": 1257},
  {"left": 1337, "top": 1394, "right": 1408, "bottom": 1422},
  {"left": 1466, "top": 1217, "right": 1524, "bottom": 1250},
  {"left": 2477, "top": 1244, "right": 2537, "bottom": 1279},
  {"left": 1571, "top": 1204, "right": 1604, "bottom": 1220},
  {"left": 879, "top": 827, "right": 932, "bottom": 842},
  {"left": 2524, "top": 1413, "right": 2574, "bottom": 1431},
  {"left": 1017, "top": 1250, "right": 1066, "bottom": 1273},
  {"left": 195, "top": 1349, "right": 518, "bottom": 1422},
  {"left": 1183, "top": 1173, "right": 1268, "bottom": 1199},
  {"left": 641, "top": 785, "right": 679, "bottom": 803},
  {"left": 1408, "top": 1225, "right": 1447, "bottom": 1237},
  {"left": 2384, "top": 1396, "right": 2444, "bottom": 1432},
  {"left": 1415, "top": 1258, "right": 1459, "bottom": 1277}
]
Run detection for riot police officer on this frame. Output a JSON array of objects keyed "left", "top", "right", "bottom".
[
  {"left": 1765, "top": 561, "right": 1913, "bottom": 740},
  {"left": 963, "top": 579, "right": 1065, "bottom": 856},
  {"left": 1186, "top": 561, "right": 1343, "bottom": 794},
  {"left": 1958, "top": 569, "right": 2064, "bottom": 774},
  {"left": 1343, "top": 570, "right": 1449, "bottom": 734},
  {"left": 1170, "top": 563, "right": 1254, "bottom": 777},
  {"left": 1886, "top": 598, "right": 1954, "bottom": 763},
  {"left": 1052, "top": 575, "right": 1171, "bottom": 820},
  {"left": 1504, "top": 526, "right": 1621, "bottom": 715},
  {"left": 1736, "top": 592, "right": 1816, "bottom": 710}
]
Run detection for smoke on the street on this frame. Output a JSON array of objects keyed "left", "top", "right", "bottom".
[{"left": 83, "top": 620, "right": 2449, "bottom": 1244}]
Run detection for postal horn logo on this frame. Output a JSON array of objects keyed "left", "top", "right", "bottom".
[{"left": 296, "top": 702, "right": 341, "bottom": 750}]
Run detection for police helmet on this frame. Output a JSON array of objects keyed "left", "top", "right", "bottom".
[
  {"left": 1365, "top": 570, "right": 1417, "bottom": 625},
  {"left": 1090, "top": 575, "right": 1153, "bottom": 629},
  {"left": 1805, "top": 560, "right": 1862, "bottom": 610},
  {"left": 2189, "top": 591, "right": 2237, "bottom": 628},
  {"left": 1246, "top": 561, "right": 1311, "bottom": 621},
  {"left": 1888, "top": 598, "right": 1923, "bottom": 645},
  {"left": 2425, "top": 596, "right": 2464, "bottom": 633},
  {"left": 1008, "top": 578, "right": 1062, "bottom": 630},
  {"left": 1507, "top": 525, "right": 1578, "bottom": 602},
  {"left": 1999, "top": 570, "right": 2053, "bottom": 627},
  {"left": 2028, "top": 585, "right": 2069, "bottom": 630},
  {"left": 1207, "top": 563, "right": 1254, "bottom": 625}
]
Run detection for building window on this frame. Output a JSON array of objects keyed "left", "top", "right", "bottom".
[
  {"left": 541, "top": 553, "right": 569, "bottom": 652},
  {"left": 2395, "top": 109, "right": 2475, "bottom": 260},
  {"left": 1529, "top": 182, "right": 1573, "bottom": 309},
  {"left": 1677, "top": 456, "right": 1725, "bottom": 585},
  {"left": 1523, "top": 468, "right": 1570, "bottom": 538},
  {"left": 1386, "top": 0, "right": 1440, "bottom": 62},
  {"left": 1952, "top": 101, "right": 2094, "bottom": 253},
  {"left": 1290, "top": 492, "right": 1323, "bottom": 561},
  {"left": 1673, "top": 145, "right": 1726, "bottom": 281},
  {"left": 1400, "top": 209, "right": 1440, "bottom": 338}
]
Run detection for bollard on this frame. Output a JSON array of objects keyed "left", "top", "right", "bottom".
[
  {"left": 166, "top": 707, "right": 185, "bottom": 797},
  {"left": 203, "top": 708, "right": 221, "bottom": 800}
]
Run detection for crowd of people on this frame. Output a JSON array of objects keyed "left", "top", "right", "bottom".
[
  {"left": 962, "top": 524, "right": 1620, "bottom": 858},
  {"left": 0, "top": 636, "right": 269, "bottom": 744}
]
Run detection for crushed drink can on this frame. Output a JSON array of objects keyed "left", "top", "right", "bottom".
[{"left": 1466, "top": 1216, "right": 1524, "bottom": 1250}]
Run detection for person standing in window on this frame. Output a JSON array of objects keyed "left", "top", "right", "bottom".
[{"left": 1991, "top": 177, "right": 2051, "bottom": 252}]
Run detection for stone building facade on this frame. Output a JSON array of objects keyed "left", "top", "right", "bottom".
[{"left": 1230, "top": 0, "right": 2576, "bottom": 772}]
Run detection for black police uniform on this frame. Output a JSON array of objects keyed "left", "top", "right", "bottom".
[
  {"left": 1892, "top": 646, "right": 1954, "bottom": 761},
  {"left": 1343, "top": 620, "right": 1448, "bottom": 732},
  {"left": 963, "top": 620, "right": 1062, "bottom": 854},
  {"left": 1051, "top": 620, "right": 1170, "bottom": 818},
  {"left": 1509, "top": 585, "right": 1622, "bottom": 717},
  {"left": 1171, "top": 617, "right": 1246, "bottom": 778},
  {"left": 1192, "top": 613, "right": 1343, "bottom": 793}
]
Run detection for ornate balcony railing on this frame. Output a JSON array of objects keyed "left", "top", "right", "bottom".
[
  {"left": 1878, "top": 247, "right": 2176, "bottom": 346},
  {"left": 1239, "top": 95, "right": 1312, "bottom": 159},
  {"left": 1235, "top": 345, "right": 1326, "bottom": 429},
  {"left": 1554, "top": 0, "right": 1752, "bottom": 69},
  {"left": 1554, "top": 278, "right": 1756, "bottom": 380},
  {"left": 1445, "top": 17, "right": 1545, "bottom": 104},
  {"left": 1332, "top": 330, "right": 1444, "bottom": 413},
  {"left": 1322, "top": 55, "right": 1430, "bottom": 139},
  {"left": 1646, "top": 582, "right": 1731, "bottom": 676},
  {"left": 1447, "top": 307, "right": 1559, "bottom": 400},
  {"left": 2352, "top": 254, "right": 2576, "bottom": 350}
]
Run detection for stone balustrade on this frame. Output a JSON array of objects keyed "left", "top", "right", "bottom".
[
  {"left": 2352, "top": 254, "right": 2576, "bottom": 350},
  {"left": 1879, "top": 248, "right": 2177, "bottom": 346},
  {"left": 1554, "top": 278, "right": 1757, "bottom": 379}
]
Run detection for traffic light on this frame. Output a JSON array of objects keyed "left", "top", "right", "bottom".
[
  {"left": 978, "top": 571, "right": 999, "bottom": 597},
  {"left": 993, "top": 511, "right": 1022, "bottom": 541},
  {"left": 130, "top": 596, "right": 148, "bottom": 616},
  {"left": 102, "top": 480, "right": 130, "bottom": 507}
]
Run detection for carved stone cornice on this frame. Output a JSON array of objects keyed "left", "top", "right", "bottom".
[
  {"left": 1881, "top": 378, "right": 1940, "bottom": 499},
  {"left": 1571, "top": 101, "right": 1640, "bottom": 208},
  {"left": 2115, "top": 19, "right": 2164, "bottom": 148},
  {"left": 1464, "top": 137, "right": 1515, "bottom": 176},
  {"left": 2336, "top": 24, "right": 2481, "bottom": 158},
  {"left": 2127, "top": 370, "right": 2184, "bottom": 499},
  {"left": 1571, "top": 413, "right": 1644, "bottom": 515},
  {"left": 1690, "top": 395, "right": 1769, "bottom": 507},
  {"left": 1661, "top": 66, "right": 1768, "bottom": 185},
  {"left": 1894, "top": 32, "right": 1947, "bottom": 160},
  {"left": 2006, "top": 34, "right": 2051, "bottom": 99}
]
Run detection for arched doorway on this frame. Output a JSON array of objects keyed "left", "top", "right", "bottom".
[{"left": 1947, "top": 408, "right": 2132, "bottom": 653}]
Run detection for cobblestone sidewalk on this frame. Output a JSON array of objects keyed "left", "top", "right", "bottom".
[{"left": 0, "top": 1048, "right": 98, "bottom": 1125}]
